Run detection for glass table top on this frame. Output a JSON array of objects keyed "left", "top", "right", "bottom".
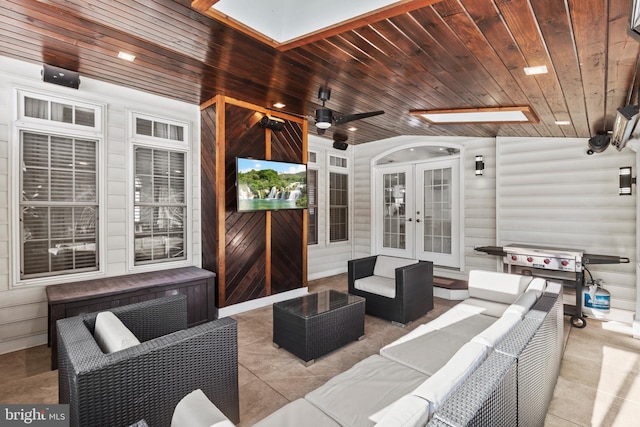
[{"left": 274, "top": 290, "right": 363, "bottom": 318}]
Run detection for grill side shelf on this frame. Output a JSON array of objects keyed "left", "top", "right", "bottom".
[{"left": 474, "top": 246, "right": 507, "bottom": 257}]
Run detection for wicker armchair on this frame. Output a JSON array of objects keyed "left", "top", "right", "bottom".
[
  {"left": 56, "top": 294, "right": 239, "bottom": 427},
  {"left": 348, "top": 255, "right": 434, "bottom": 325}
]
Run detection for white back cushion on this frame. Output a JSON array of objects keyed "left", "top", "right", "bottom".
[
  {"left": 504, "top": 291, "right": 539, "bottom": 317},
  {"left": 412, "top": 341, "right": 489, "bottom": 416},
  {"left": 171, "top": 389, "right": 234, "bottom": 427},
  {"left": 471, "top": 312, "right": 522, "bottom": 348},
  {"left": 94, "top": 311, "right": 140, "bottom": 354},
  {"left": 373, "top": 256, "right": 419, "bottom": 279},
  {"left": 468, "top": 270, "right": 533, "bottom": 304},
  {"left": 525, "top": 277, "right": 547, "bottom": 297}
]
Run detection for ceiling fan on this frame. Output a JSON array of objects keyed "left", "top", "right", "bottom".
[{"left": 314, "top": 86, "right": 384, "bottom": 134}]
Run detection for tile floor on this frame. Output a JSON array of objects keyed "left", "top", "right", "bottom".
[{"left": 0, "top": 273, "right": 639, "bottom": 426}]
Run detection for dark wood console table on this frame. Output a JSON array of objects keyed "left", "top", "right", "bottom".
[{"left": 46, "top": 266, "right": 216, "bottom": 370}]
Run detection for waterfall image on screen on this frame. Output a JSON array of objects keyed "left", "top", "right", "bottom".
[{"left": 236, "top": 157, "right": 308, "bottom": 212}]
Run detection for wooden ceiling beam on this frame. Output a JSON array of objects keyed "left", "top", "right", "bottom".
[{"left": 191, "top": 0, "right": 221, "bottom": 13}]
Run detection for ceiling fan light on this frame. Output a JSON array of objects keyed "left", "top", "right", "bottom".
[{"left": 316, "top": 107, "right": 333, "bottom": 129}]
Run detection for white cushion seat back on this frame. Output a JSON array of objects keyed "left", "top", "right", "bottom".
[
  {"left": 525, "top": 277, "right": 547, "bottom": 298},
  {"left": 93, "top": 311, "right": 141, "bottom": 354},
  {"left": 468, "top": 270, "right": 533, "bottom": 304},
  {"left": 374, "top": 341, "right": 489, "bottom": 426},
  {"left": 171, "top": 389, "right": 235, "bottom": 427},
  {"left": 373, "top": 256, "right": 419, "bottom": 279}
]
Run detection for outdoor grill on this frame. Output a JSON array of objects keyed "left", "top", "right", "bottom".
[{"left": 475, "top": 244, "right": 629, "bottom": 328}]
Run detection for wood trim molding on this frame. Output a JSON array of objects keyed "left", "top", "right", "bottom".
[
  {"left": 214, "top": 94, "right": 227, "bottom": 306},
  {"left": 200, "top": 0, "right": 443, "bottom": 51},
  {"left": 409, "top": 106, "right": 540, "bottom": 124},
  {"left": 191, "top": 0, "right": 221, "bottom": 13}
]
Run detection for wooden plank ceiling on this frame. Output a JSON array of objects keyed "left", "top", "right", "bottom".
[{"left": 1, "top": 0, "right": 639, "bottom": 145}]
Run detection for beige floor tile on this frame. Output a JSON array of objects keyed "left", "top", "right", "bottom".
[{"left": 3, "top": 273, "right": 640, "bottom": 427}]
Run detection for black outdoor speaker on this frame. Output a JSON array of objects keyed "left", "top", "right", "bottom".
[
  {"left": 259, "top": 115, "right": 285, "bottom": 131},
  {"left": 333, "top": 141, "right": 348, "bottom": 150},
  {"left": 42, "top": 64, "right": 80, "bottom": 89}
]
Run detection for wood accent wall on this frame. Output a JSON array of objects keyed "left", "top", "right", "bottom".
[{"left": 201, "top": 96, "right": 308, "bottom": 307}]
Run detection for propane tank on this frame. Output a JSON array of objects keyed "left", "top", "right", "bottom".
[{"left": 584, "top": 279, "right": 611, "bottom": 313}]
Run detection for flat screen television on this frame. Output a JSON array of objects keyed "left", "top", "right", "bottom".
[{"left": 236, "top": 157, "right": 307, "bottom": 212}]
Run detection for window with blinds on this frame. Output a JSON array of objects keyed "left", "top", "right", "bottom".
[
  {"left": 329, "top": 172, "right": 348, "bottom": 242},
  {"left": 135, "top": 117, "right": 185, "bottom": 142},
  {"left": 20, "top": 131, "right": 99, "bottom": 278},
  {"left": 307, "top": 169, "right": 318, "bottom": 245},
  {"left": 16, "top": 90, "right": 102, "bottom": 281},
  {"left": 134, "top": 147, "right": 186, "bottom": 264}
]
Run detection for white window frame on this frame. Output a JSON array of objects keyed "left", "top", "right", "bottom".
[
  {"left": 127, "top": 111, "right": 192, "bottom": 272},
  {"left": 326, "top": 153, "right": 350, "bottom": 245},
  {"left": 11, "top": 88, "right": 106, "bottom": 287}
]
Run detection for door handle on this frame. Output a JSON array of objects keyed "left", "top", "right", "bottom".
[
  {"left": 407, "top": 218, "right": 412, "bottom": 222},
  {"left": 416, "top": 218, "right": 421, "bottom": 223}
]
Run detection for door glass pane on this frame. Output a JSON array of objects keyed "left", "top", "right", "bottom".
[
  {"left": 423, "top": 167, "right": 452, "bottom": 255},
  {"left": 382, "top": 172, "right": 406, "bottom": 250}
]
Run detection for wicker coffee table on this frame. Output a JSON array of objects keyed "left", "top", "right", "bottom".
[{"left": 273, "top": 290, "right": 365, "bottom": 366}]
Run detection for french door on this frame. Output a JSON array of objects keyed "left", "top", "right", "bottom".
[{"left": 375, "top": 158, "right": 460, "bottom": 268}]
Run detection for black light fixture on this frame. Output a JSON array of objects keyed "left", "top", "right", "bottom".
[
  {"left": 611, "top": 105, "right": 640, "bottom": 151},
  {"left": 475, "top": 155, "right": 485, "bottom": 176},
  {"left": 587, "top": 131, "right": 611, "bottom": 155},
  {"left": 619, "top": 167, "right": 636, "bottom": 195}
]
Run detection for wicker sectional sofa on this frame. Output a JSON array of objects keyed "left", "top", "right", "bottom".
[{"left": 252, "top": 270, "right": 563, "bottom": 427}]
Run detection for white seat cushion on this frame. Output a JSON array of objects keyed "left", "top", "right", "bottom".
[
  {"left": 354, "top": 276, "right": 396, "bottom": 298},
  {"left": 171, "top": 389, "right": 234, "bottom": 427},
  {"left": 380, "top": 314, "right": 494, "bottom": 375},
  {"left": 373, "top": 256, "right": 419, "bottom": 279},
  {"left": 452, "top": 298, "right": 511, "bottom": 318},
  {"left": 468, "top": 270, "right": 533, "bottom": 304},
  {"left": 253, "top": 399, "right": 340, "bottom": 427},
  {"left": 94, "top": 311, "right": 140, "bottom": 354},
  {"left": 372, "top": 394, "right": 430, "bottom": 427},
  {"left": 305, "top": 355, "right": 427, "bottom": 427}
]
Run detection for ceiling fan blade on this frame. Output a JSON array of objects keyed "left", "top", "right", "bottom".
[{"left": 334, "top": 110, "right": 385, "bottom": 124}]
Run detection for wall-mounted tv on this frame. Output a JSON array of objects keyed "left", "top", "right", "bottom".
[{"left": 236, "top": 157, "right": 307, "bottom": 212}]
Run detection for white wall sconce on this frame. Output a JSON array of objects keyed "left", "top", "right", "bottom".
[
  {"left": 475, "top": 155, "right": 485, "bottom": 176},
  {"left": 619, "top": 166, "right": 636, "bottom": 195}
]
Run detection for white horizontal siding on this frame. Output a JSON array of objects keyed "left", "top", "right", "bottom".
[
  {"left": 497, "top": 137, "right": 636, "bottom": 311},
  {"left": 0, "top": 56, "right": 201, "bottom": 354}
]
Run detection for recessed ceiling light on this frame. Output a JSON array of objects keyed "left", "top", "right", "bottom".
[
  {"left": 348, "top": 126, "right": 357, "bottom": 131},
  {"left": 555, "top": 120, "right": 571, "bottom": 125},
  {"left": 524, "top": 65, "right": 548, "bottom": 75},
  {"left": 117, "top": 52, "right": 136, "bottom": 62},
  {"left": 409, "top": 106, "right": 539, "bottom": 124},
  {"left": 273, "top": 102, "right": 286, "bottom": 108}
]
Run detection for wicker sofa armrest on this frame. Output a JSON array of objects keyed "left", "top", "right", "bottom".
[
  {"left": 395, "top": 260, "right": 433, "bottom": 297},
  {"left": 348, "top": 256, "right": 378, "bottom": 292}
]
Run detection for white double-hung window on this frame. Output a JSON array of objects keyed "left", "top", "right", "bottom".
[
  {"left": 130, "top": 113, "right": 189, "bottom": 266},
  {"left": 15, "top": 90, "right": 103, "bottom": 282}
]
